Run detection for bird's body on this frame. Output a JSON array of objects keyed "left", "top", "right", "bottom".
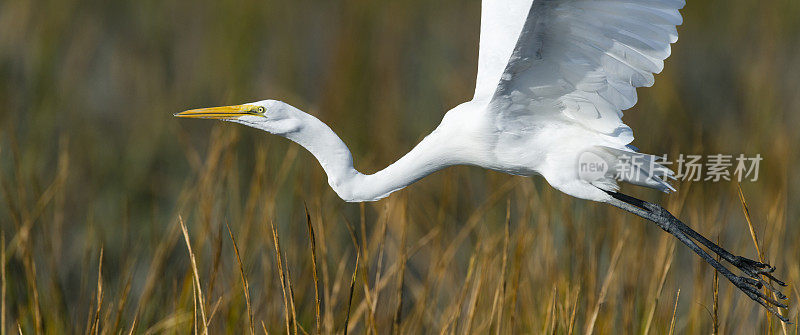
[{"left": 177, "top": 0, "right": 790, "bottom": 321}]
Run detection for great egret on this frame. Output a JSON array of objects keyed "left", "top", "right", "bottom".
[{"left": 176, "top": 0, "right": 788, "bottom": 321}]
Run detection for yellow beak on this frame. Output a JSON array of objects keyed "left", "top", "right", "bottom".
[{"left": 174, "top": 105, "right": 258, "bottom": 119}]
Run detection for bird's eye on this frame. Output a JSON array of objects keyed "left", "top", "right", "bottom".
[{"left": 257, "top": 106, "right": 266, "bottom": 114}]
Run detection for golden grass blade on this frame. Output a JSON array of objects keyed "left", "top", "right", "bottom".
[
  {"left": 326, "top": 256, "right": 348, "bottom": 334},
  {"left": 21, "top": 227, "right": 42, "bottom": 335},
  {"left": 284, "top": 253, "right": 299, "bottom": 335},
  {"left": 297, "top": 323, "right": 310, "bottom": 335},
  {"left": 89, "top": 247, "right": 104, "bottom": 335},
  {"left": 359, "top": 203, "right": 367, "bottom": 264},
  {"left": 191, "top": 274, "right": 198, "bottom": 335},
  {"left": 143, "top": 312, "right": 191, "bottom": 335},
  {"left": 446, "top": 249, "right": 478, "bottom": 334},
  {"left": 642, "top": 240, "right": 675, "bottom": 334},
  {"left": 737, "top": 184, "right": 789, "bottom": 333},
  {"left": 304, "top": 206, "right": 321, "bottom": 335},
  {"left": 226, "top": 222, "right": 254, "bottom": 335},
  {"left": 567, "top": 288, "right": 580, "bottom": 335},
  {"left": 205, "top": 296, "right": 223, "bottom": 327},
  {"left": 207, "top": 226, "right": 224, "bottom": 302},
  {"left": 546, "top": 286, "right": 558, "bottom": 334},
  {"left": 668, "top": 289, "right": 680, "bottom": 335},
  {"left": 179, "top": 216, "right": 208, "bottom": 335},
  {"left": 736, "top": 184, "right": 763, "bottom": 258},
  {"left": 126, "top": 312, "right": 138, "bottom": 335},
  {"left": 391, "top": 212, "right": 408, "bottom": 335},
  {"left": 354, "top": 203, "right": 375, "bottom": 334},
  {"left": 464, "top": 265, "right": 486, "bottom": 335},
  {"left": 137, "top": 213, "right": 182, "bottom": 313},
  {"left": 269, "top": 222, "right": 292, "bottom": 335},
  {"left": 344, "top": 253, "right": 359, "bottom": 335},
  {"left": 584, "top": 230, "right": 627, "bottom": 335},
  {"left": 342, "top": 215, "right": 376, "bottom": 333},
  {"left": 370, "top": 215, "right": 389, "bottom": 332},
  {"left": 508, "top": 234, "right": 527, "bottom": 332},
  {"left": 108, "top": 269, "right": 133, "bottom": 335},
  {"left": 490, "top": 200, "right": 511, "bottom": 335},
  {"left": 315, "top": 206, "right": 334, "bottom": 335}
]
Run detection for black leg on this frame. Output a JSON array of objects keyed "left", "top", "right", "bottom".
[
  {"left": 604, "top": 191, "right": 789, "bottom": 323},
  {"left": 609, "top": 192, "right": 786, "bottom": 287}
]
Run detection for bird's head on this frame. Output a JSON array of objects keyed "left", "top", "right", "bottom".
[{"left": 174, "top": 99, "right": 303, "bottom": 134}]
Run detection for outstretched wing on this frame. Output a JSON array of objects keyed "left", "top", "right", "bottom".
[
  {"left": 487, "top": 0, "right": 684, "bottom": 138},
  {"left": 473, "top": 0, "right": 535, "bottom": 102}
]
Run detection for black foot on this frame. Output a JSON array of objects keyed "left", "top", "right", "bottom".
[
  {"left": 733, "top": 274, "right": 790, "bottom": 322},
  {"left": 730, "top": 256, "right": 788, "bottom": 300},
  {"left": 732, "top": 256, "right": 785, "bottom": 282}
]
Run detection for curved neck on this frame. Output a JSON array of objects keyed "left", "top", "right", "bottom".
[{"left": 282, "top": 109, "right": 456, "bottom": 202}]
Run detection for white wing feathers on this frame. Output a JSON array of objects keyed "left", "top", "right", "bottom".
[
  {"left": 480, "top": 0, "right": 684, "bottom": 138},
  {"left": 473, "top": 0, "right": 535, "bottom": 102}
]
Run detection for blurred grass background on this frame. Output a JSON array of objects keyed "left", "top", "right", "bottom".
[{"left": 1, "top": 0, "right": 799, "bottom": 333}]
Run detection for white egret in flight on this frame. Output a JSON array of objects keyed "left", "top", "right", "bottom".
[{"left": 177, "top": 0, "right": 788, "bottom": 320}]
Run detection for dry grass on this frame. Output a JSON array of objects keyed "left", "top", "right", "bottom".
[
  {"left": 227, "top": 222, "right": 255, "bottom": 335},
  {"left": 180, "top": 216, "right": 208, "bottom": 335},
  {"left": 669, "top": 289, "right": 680, "bottom": 335},
  {"left": 0, "top": 0, "right": 799, "bottom": 333}
]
